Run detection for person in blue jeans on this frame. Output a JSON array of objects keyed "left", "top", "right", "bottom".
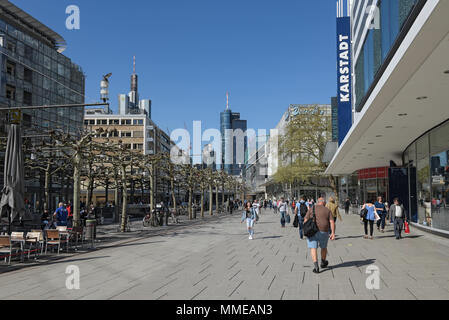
[
  {"left": 278, "top": 198, "right": 288, "bottom": 228},
  {"left": 375, "top": 196, "right": 387, "bottom": 233},
  {"left": 362, "top": 200, "right": 376, "bottom": 240},
  {"left": 295, "top": 197, "right": 308, "bottom": 240}
]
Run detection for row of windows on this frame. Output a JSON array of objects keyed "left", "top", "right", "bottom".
[
  {"left": 84, "top": 119, "right": 145, "bottom": 126},
  {"left": 0, "top": 18, "right": 83, "bottom": 73},
  {"left": 355, "top": 0, "right": 419, "bottom": 109},
  {"left": 92, "top": 130, "right": 148, "bottom": 138}
]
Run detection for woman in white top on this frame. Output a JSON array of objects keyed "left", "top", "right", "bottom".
[{"left": 279, "top": 198, "right": 288, "bottom": 228}]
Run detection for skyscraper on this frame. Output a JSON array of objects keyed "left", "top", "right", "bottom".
[
  {"left": 118, "top": 56, "right": 151, "bottom": 117},
  {"left": 220, "top": 92, "right": 247, "bottom": 176}
]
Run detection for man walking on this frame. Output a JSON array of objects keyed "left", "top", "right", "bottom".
[
  {"left": 304, "top": 198, "right": 336, "bottom": 274},
  {"left": 295, "top": 197, "right": 309, "bottom": 240},
  {"left": 389, "top": 198, "right": 407, "bottom": 240},
  {"left": 344, "top": 198, "right": 351, "bottom": 215}
]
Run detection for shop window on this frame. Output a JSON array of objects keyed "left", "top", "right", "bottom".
[
  {"left": 429, "top": 122, "right": 449, "bottom": 231},
  {"left": 416, "top": 136, "right": 431, "bottom": 227}
]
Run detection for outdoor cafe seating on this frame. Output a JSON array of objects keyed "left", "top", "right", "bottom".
[{"left": 0, "top": 225, "right": 88, "bottom": 265}]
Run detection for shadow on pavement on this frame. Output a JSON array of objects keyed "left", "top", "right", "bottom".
[
  {"left": 323, "top": 258, "right": 376, "bottom": 271},
  {"left": 0, "top": 255, "right": 110, "bottom": 274},
  {"left": 335, "top": 235, "right": 363, "bottom": 240}
]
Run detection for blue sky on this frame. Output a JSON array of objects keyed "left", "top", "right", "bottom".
[{"left": 12, "top": 0, "right": 337, "bottom": 136}]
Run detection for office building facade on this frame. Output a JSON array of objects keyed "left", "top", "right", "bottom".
[
  {"left": 0, "top": 0, "right": 85, "bottom": 211},
  {"left": 220, "top": 96, "right": 247, "bottom": 176},
  {"left": 326, "top": 0, "right": 449, "bottom": 234}
]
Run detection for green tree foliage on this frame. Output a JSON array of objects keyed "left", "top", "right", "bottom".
[{"left": 274, "top": 105, "right": 338, "bottom": 198}]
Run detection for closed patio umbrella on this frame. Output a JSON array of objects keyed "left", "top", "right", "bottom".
[{"left": 0, "top": 124, "right": 29, "bottom": 228}]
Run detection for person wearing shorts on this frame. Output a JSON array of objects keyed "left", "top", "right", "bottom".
[
  {"left": 304, "top": 198, "right": 335, "bottom": 274},
  {"left": 241, "top": 202, "right": 257, "bottom": 240}
]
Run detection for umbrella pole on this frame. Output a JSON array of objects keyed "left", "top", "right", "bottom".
[{"left": 7, "top": 206, "right": 11, "bottom": 235}]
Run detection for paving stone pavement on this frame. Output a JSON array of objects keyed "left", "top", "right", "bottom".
[{"left": 1, "top": 208, "right": 449, "bottom": 300}]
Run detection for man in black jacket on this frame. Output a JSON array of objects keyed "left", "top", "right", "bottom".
[{"left": 389, "top": 198, "right": 408, "bottom": 240}]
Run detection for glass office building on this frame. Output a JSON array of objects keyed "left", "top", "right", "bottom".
[
  {"left": 354, "top": 0, "right": 423, "bottom": 111},
  {"left": 0, "top": 1, "right": 85, "bottom": 211},
  {"left": 0, "top": 1, "right": 85, "bottom": 136},
  {"left": 220, "top": 108, "right": 248, "bottom": 176}
]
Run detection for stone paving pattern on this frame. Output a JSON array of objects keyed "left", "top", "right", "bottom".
[{"left": 1, "top": 208, "right": 449, "bottom": 300}]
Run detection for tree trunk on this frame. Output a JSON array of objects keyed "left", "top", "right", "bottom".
[
  {"left": 44, "top": 168, "right": 50, "bottom": 212},
  {"left": 120, "top": 164, "right": 128, "bottom": 233},
  {"left": 188, "top": 188, "right": 193, "bottom": 220},
  {"left": 114, "top": 184, "right": 119, "bottom": 223},
  {"left": 201, "top": 187, "right": 205, "bottom": 218},
  {"left": 72, "top": 154, "right": 81, "bottom": 228},
  {"left": 222, "top": 182, "right": 225, "bottom": 210},
  {"left": 209, "top": 184, "right": 213, "bottom": 216},
  {"left": 171, "top": 177, "right": 177, "bottom": 213},
  {"left": 105, "top": 179, "right": 109, "bottom": 206},
  {"left": 215, "top": 184, "right": 219, "bottom": 214},
  {"left": 89, "top": 176, "right": 95, "bottom": 206},
  {"left": 329, "top": 175, "right": 339, "bottom": 203},
  {"left": 149, "top": 165, "right": 154, "bottom": 211}
]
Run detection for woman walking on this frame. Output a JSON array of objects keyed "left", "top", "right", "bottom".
[
  {"left": 279, "top": 198, "right": 288, "bottom": 228},
  {"left": 241, "top": 202, "right": 257, "bottom": 240},
  {"left": 362, "top": 200, "right": 376, "bottom": 239}
]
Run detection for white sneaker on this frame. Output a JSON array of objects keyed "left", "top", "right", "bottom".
[{"left": 249, "top": 235, "right": 253, "bottom": 240}]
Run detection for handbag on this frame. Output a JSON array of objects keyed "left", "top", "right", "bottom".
[
  {"left": 286, "top": 214, "right": 291, "bottom": 224},
  {"left": 293, "top": 214, "right": 299, "bottom": 228},
  {"left": 374, "top": 212, "right": 381, "bottom": 222},
  {"left": 404, "top": 221, "right": 410, "bottom": 234},
  {"left": 304, "top": 207, "right": 319, "bottom": 238},
  {"left": 360, "top": 208, "right": 368, "bottom": 220}
]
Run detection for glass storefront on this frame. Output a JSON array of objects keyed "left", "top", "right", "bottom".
[
  {"left": 404, "top": 119, "right": 449, "bottom": 232},
  {"left": 355, "top": 0, "right": 420, "bottom": 110}
]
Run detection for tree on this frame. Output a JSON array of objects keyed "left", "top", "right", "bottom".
[{"left": 275, "top": 105, "right": 337, "bottom": 200}]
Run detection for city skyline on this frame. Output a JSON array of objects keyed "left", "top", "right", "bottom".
[{"left": 10, "top": 0, "right": 338, "bottom": 136}]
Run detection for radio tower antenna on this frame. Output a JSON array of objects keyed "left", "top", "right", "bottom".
[
  {"left": 226, "top": 91, "right": 230, "bottom": 110},
  {"left": 133, "top": 56, "right": 136, "bottom": 74}
]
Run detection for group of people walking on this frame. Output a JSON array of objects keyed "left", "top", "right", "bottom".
[
  {"left": 240, "top": 195, "right": 409, "bottom": 274},
  {"left": 361, "top": 197, "right": 408, "bottom": 240}
]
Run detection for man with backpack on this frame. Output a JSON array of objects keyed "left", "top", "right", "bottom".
[{"left": 295, "top": 197, "right": 309, "bottom": 240}]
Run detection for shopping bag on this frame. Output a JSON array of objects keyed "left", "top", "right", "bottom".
[
  {"left": 374, "top": 212, "right": 381, "bottom": 222},
  {"left": 404, "top": 221, "right": 410, "bottom": 234}
]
